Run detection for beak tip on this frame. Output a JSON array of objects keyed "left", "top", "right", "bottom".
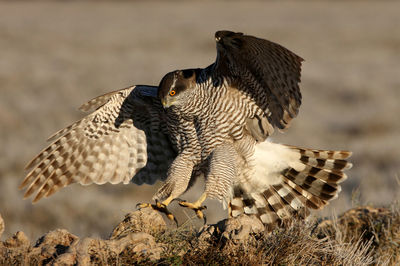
[{"left": 161, "top": 99, "right": 173, "bottom": 109}]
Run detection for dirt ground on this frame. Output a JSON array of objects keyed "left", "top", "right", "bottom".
[{"left": 0, "top": 1, "right": 399, "bottom": 241}]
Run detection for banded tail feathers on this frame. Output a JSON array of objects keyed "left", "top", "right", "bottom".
[{"left": 229, "top": 142, "right": 352, "bottom": 230}]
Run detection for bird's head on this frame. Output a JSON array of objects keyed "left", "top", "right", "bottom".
[
  {"left": 215, "top": 30, "right": 244, "bottom": 49},
  {"left": 158, "top": 69, "right": 198, "bottom": 108}
]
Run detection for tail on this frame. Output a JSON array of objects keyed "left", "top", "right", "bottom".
[{"left": 229, "top": 142, "right": 352, "bottom": 230}]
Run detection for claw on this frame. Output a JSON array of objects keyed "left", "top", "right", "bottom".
[
  {"left": 136, "top": 201, "right": 178, "bottom": 225},
  {"left": 179, "top": 200, "right": 207, "bottom": 224},
  {"left": 136, "top": 202, "right": 152, "bottom": 209}
]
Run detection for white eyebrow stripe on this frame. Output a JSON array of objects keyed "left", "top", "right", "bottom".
[{"left": 171, "top": 72, "right": 178, "bottom": 89}]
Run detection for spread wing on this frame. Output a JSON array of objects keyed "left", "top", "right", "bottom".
[
  {"left": 211, "top": 30, "right": 303, "bottom": 139},
  {"left": 20, "top": 85, "right": 176, "bottom": 202}
]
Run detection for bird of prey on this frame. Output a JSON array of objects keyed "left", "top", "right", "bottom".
[{"left": 21, "top": 31, "right": 352, "bottom": 229}]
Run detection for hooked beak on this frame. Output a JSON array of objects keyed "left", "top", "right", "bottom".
[{"left": 161, "top": 98, "right": 174, "bottom": 108}]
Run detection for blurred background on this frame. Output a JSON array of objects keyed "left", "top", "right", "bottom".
[{"left": 0, "top": 1, "right": 399, "bottom": 241}]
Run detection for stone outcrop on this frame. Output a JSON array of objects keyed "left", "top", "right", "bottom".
[
  {"left": 1, "top": 206, "right": 394, "bottom": 264},
  {"left": 193, "top": 213, "right": 266, "bottom": 254},
  {"left": 110, "top": 207, "right": 166, "bottom": 239},
  {"left": 198, "top": 214, "right": 264, "bottom": 245},
  {"left": 0, "top": 209, "right": 165, "bottom": 265}
]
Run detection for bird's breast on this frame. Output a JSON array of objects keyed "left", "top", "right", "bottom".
[{"left": 164, "top": 86, "right": 260, "bottom": 163}]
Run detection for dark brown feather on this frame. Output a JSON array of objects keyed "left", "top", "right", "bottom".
[{"left": 213, "top": 30, "right": 303, "bottom": 136}]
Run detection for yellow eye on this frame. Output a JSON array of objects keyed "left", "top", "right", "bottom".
[{"left": 169, "top": 90, "right": 176, "bottom": 96}]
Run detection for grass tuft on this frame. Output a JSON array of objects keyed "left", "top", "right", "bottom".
[{"left": 1, "top": 205, "right": 399, "bottom": 265}]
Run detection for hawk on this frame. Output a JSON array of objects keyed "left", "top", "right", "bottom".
[{"left": 21, "top": 31, "right": 352, "bottom": 229}]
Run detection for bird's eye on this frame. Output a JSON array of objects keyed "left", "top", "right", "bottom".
[{"left": 169, "top": 90, "right": 176, "bottom": 96}]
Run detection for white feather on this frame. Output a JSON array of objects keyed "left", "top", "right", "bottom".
[{"left": 250, "top": 140, "right": 302, "bottom": 191}]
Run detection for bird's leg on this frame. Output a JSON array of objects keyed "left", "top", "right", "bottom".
[
  {"left": 179, "top": 192, "right": 208, "bottom": 222},
  {"left": 139, "top": 153, "right": 195, "bottom": 224},
  {"left": 137, "top": 195, "right": 177, "bottom": 223}
]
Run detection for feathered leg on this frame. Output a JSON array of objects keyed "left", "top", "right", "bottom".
[
  {"left": 179, "top": 143, "right": 238, "bottom": 222},
  {"left": 138, "top": 153, "right": 195, "bottom": 223}
]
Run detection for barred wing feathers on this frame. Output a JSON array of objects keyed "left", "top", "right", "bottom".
[
  {"left": 21, "top": 85, "right": 176, "bottom": 202},
  {"left": 213, "top": 30, "right": 303, "bottom": 137}
]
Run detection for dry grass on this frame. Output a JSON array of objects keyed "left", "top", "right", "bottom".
[
  {"left": 156, "top": 222, "right": 371, "bottom": 265},
  {"left": 1, "top": 205, "right": 399, "bottom": 264},
  {"left": 316, "top": 205, "right": 400, "bottom": 264},
  {"left": 158, "top": 206, "right": 399, "bottom": 265}
]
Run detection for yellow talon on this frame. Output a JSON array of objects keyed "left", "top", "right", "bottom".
[
  {"left": 195, "top": 209, "right": 205, "bottom": 220},
  {"left": 166, "top": 213, "right": 175, "bottom": 221},
  {"left": 178, "top": 192, "right": 208, "bottom": 222},
  {"left": 136, "top": 202, "right": 152, "bottom": 209},
  {"left": 136, "top": 196, "right": 177, "bottom": 224}
]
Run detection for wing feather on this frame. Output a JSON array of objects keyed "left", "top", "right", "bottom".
[
  {"left": 21, "top": 85, "right": 176, "bottom": 202},
  {"left": 212, "top": 30, "right": 303, "bottom": 137}
]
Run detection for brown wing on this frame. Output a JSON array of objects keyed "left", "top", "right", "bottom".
[
  {"left": 21, "top": 85, "right": 176, "bottom": 202},
  {"left": 212, "top": 30, "right": 303, "bottom": 137}
]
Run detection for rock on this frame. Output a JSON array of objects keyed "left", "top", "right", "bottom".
[
  {"left": 4, "top": 231, "right": 30, "bottom": 249},
  {"left": 51, "top": 209, "right": 165, "bottom": 264},
  {"left": 0, "top": 214, "right": 4, "bottom": 239},
  {"left": 29, "top": 229, "right": 78, "bottom": 262},
  {"left": 0, "top": 209, "right": 166, "bottom": 264},
  {"left": 110, "top": 208, "right": 166, "bottom": 239},
  {"left": 315, "top": 206, "right": 392, "bottom": 243},
  {"left": 65, "top": 232, "right": 163, "bottom": 263},
  {"left": 220, "top": 214, "right": 264, "bottom": 243},
  {"left": 111, "top": 232, "right": 163, "bottom": 261},
  {"left": 1, "top": 231, "right": 31, "bottom": 265},
  {"left": 52, "top": 252, "right": 77, "bottom": 266},
  {"left": 198, "top": 214, "right": 265, "bottom": 247}
]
